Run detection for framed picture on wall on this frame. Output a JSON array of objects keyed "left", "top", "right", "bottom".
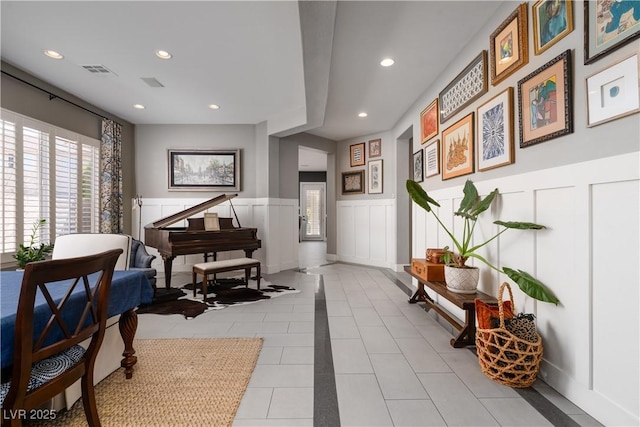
[
  {"left": 441, "top": 113, "right": 474, "bottom": 180},
  {"left": 420, "top": 98, "right": 439, "bottom": 143},
  {"left": 412, "top": 149, "right": 424, "bottom": 183},
  {"left": 368, "top": 159, "right": 383, "bottom": 194},
  {"left": 586, "top": 53, "right": 640, "bottom": 127},
  {"left": 424, "top": 139, "right": 440, "bottom": 178},
  {"left": 490, "top": 3, "right": 529, "bottom": 85},
  {"left": 518, "top": 49, "right": 573, "bottom": 148},
  {"left": 477, "top": 87, "right": 514, "bottom": 171},
  {"left": 168, "top": 149, "right": 240, "bottom": 191},
  {"left": 439, "top": 51, "right": 488, "bottom": 123},
  {"left": 533, "top": 0, "right": 573, "bottom": 55},
  {"left": 369, "top": 139, "right": 382, "bottom": 158},
  {"left": 350, "top": 142, "right": 366, "bottom": 167},
  {"left": 584, "top": 0, "right": 640, "bottom": 65},
  {"left": 342, "top": 170, "right": 365, "bottom": 194}
]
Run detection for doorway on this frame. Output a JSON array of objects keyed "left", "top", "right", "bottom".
[{"left": 299, "top": 182, "right": 326, "bottom": 241}]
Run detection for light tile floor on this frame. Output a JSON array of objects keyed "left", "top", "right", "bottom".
[{"left": 137, "top": 242, "right": 602, "bottom": 427}]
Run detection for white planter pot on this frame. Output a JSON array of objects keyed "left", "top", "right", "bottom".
[{"left": 444, "top": 265, "right": 479, "bottom": 294}]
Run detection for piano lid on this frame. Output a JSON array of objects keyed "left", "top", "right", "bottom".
[{"left": 150, "top": 193, "right": 238, "bottom": 229}]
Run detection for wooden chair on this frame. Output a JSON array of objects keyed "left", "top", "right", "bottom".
[{"left": 0, "top": 249, "right": 122, "bottom": 426}]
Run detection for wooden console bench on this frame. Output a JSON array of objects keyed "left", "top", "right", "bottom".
[{"left": 404, "top": 265, "right": 497, "bottom": 348}]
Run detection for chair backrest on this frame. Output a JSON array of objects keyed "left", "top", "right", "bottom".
[
  {"left": 4, "top": 249, "right": 122, "bottom": 412},
  {"left": 52, "top": 233, "right": 132, "bottom": 270}
]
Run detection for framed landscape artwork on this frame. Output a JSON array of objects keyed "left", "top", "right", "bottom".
[
  {"left": 490, "top": 3, "right": 529, "bottom": 85},
  {"left": 369, "top": 139, "right": 382, "bottom": 158},
  {"left": 477, "top": 88, "right": 514, "bottom": 171},
  {"left": 342, "top": 170, "right": 365, "bottom": 195},
  {"left": 420, "top": 98, "right": 439, "bottom": 144},
  {"left": 412, "top": 149, "right": 424, "bottom": 183},
  {"left": 584, "top": 0, "right": 640, "bottom": 65},
  {"left": 439, "top": 51, "right": 488, "bottom": 123},
  {"left": 442, "top": 113, "right": 474, "bottom": 180},
  {"left": 424, "top": 139, "right": 440, "bottom": 178},
  {"left": 168, "top": 149, "right": 240, "bottom": 191},
  {"left": 350, "top": 142, "right": 366, "bottom": 167},
  {"left": 586, "top": 53, "right": 640, "bottom": 127},
  {"left": 533, "top": 0, "right": 573, "bottom": 55},
  {"left": 518, "top": 49, "right": 573, "bottom": 147},
  {"left": 368, "top": 159, "right": 383, "bottom": 194}
]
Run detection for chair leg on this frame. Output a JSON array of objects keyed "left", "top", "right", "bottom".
[
  {"left": 202, "top": 274, "right": 208, "bottom": 301},
  {"left": 192, "top": 271, "right": 198, "bottom": 298},
  {"left": 81, "top": 373, "right": 101, "bottom": 427}
]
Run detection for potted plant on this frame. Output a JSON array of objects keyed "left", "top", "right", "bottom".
[
  {"left": 13, "top": 218, "right": 54, "bottom": 269},
  {"left": 406, "top": 179, "right": 558, "bottom": 304}
]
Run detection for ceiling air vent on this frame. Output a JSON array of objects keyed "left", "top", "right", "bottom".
[
  {"left": 81, "top": 64, "right": 117, "bottom": 77},
  {"left": 141, "top": 77, "right": 164, "bottom": 88}
]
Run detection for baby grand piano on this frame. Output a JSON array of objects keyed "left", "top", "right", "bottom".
[{"left": 144, "top": 194, "right": 261, "bottom": 290}]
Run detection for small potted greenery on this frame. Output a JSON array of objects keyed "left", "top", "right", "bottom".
[
  {"left": 406, "top": 179, "right": 558, "bottom": 304},
  {"left": 13, "top": 218, "right": 54, "bottom": 269}
]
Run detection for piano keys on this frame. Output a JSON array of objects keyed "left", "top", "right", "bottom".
[{"left": 144, "top": 194, "right": 261, "bottom": 289}]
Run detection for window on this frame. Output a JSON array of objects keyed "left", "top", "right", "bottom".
[{"left": 1, "top": 109, "right": 100, "bottom": 262}]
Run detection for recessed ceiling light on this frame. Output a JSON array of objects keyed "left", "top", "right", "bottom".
[
  {"left": 155, "top": 50, "right": 173, "bottom": 59},
  {"left": 358, "top": 112, "right": 368, "bottom": 118},
  {"left": 208, "top": 104, "right": 220, "bottom": 110},
  {"left": 380, "top": 58, "right": 395, "bottom": 67},
  {"left": 133, "top": 104, "right": 145, "bottom": 110},
  {"left": 44, "top": 50, "right": 64, "bottom": 60}
]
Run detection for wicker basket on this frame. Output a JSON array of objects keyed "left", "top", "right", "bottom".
[{"left": 476, "top": 282, "right": 543, "bottom": 388}]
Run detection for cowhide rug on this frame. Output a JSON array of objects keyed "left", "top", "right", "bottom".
[{"left": 137, "top": 278, "right": 299, "bottom": 319}]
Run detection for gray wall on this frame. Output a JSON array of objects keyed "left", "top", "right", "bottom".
[
  {"left": 134, "top": 124, "right": 257, "bottom": 198},
  {"left": 1, "top": 61, "right": 136, "bottom": 234}
]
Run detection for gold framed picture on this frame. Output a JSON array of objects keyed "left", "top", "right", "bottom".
[
  {"left": 490, "top": 3, "right": 529, "bottom": 86},
  {"left": 442, "top": 113, "right": 474, "bottom": 180},
  {"left": 420, "top": 98, "right": 439, "bottom": 144},
  {"left": 533, "top": 0, "right": 573, "bottom": 55}
]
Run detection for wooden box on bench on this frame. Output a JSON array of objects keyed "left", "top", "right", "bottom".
[{"left": 411, "top": 258, "right": 445, "bottom": 282}]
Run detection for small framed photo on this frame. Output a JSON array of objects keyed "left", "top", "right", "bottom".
[
  {"left": 412, "top": 149, "right": 424, "bottom": 183},
  {"left": 586, "top": 54, "right": 640, "bottom": 127},
  {"left": 518, "top": 49, "right": 573, "bottom": 148},
  {"left": 533, "top": 0, "right": 573, "bottom": 55},
  {"left": 350, "top": 142, "right": 366, "bottom": 167},
  {"left": 368, "top": 159, "right": 383, "bottom": 194},
  {"left": 584, "top": 0, "right": 640, "bottom": 65},
  {"left": 342, "top": 170, "right": 365, "bottom": 195},
  {"left": 424, "top": 139, "right": 440, "bottom": 178},
  {"left": 490, "top": 3, "right": 529, "bottom": 86},
  {"left": 369, "top": 139, "right": 382, "bottom": 158},
  {"left": 168, "top": 149, "right": 240, "bottom": 191},
  {"left": 420, "top": 98, "right": 439, "bottom": 144},
  {"left": 477, "top": 87, "right": 515, "bottom": 171},
  {"left": 442, "top": 113, "right": 474, "bottom": 180}
]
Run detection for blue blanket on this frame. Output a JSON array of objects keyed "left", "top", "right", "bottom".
[{"left": 1, "top": 270, "right": 154, "bottom": 369}]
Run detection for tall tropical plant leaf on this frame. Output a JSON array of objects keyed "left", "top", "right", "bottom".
[
  {"left": 458, "top": 180, "right": 478, "bottom": 214},
  {"left": 503, "top": 267, "right": 559, "bottom": 304},
  {"left": 406, "top": 180, "right": 440, "bottom": 212},
  {"left": 470, "top": 188, "right": 498, "bottom": 217},
  {"left": 495, "top": 220, "right": 546, "bottom": 230}
]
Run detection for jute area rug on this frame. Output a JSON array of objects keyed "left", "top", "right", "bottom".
[{"left": 35, "top": 338, "right": 263, "bottom": 427}]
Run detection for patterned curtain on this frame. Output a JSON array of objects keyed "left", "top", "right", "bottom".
[{"left": 100, "top": 119, "right": 123, "bottom": 233}]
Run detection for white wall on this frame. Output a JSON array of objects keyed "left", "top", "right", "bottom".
[{"left": 408, "top": 152, "right": 639, "bottom": 426}]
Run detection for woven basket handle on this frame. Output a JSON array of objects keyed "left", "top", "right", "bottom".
[{"left": 497, "top": 282, "right": 515, "bottom": 329}]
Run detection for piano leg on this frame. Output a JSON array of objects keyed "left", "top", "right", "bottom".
[{"left": 162, "top": 255, "right": 175, "bottom": 289}]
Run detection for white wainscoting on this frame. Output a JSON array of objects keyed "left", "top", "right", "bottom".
[
  {"left": 409, "top": 152, "right": 639, "bottom": 426},
  {"left": 131, "top": 197, "right": 299, "bottom": 275},
  {"left": 336, "top": 198, "right": 396, "bottom": 269}
]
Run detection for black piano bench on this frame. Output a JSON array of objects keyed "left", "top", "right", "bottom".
[{"left": 192, "top": 258, "right": 261, "bottom": 300}]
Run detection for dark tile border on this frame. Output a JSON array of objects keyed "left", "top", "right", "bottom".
[{"left": 310, "top": 271, "right": 341, "bottom": 426}]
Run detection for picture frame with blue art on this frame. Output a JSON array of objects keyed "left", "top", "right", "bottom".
[{"left": 477, "top": 87, "right": 514, "bottom": 171}]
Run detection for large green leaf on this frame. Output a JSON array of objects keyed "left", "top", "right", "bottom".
[
  {"left": 406, "top": 180, "right": 440, "bottom": 212},
  {"left": 458, "top": 180, "right": 478, "bottom": 214},
  {"left": 503, "top": 267, "right": 559, "bottom": 304},
  {"left": 494, "top": 221, "right": 546, "bottom": 230},
  {"left": 471, "top": 188, "right": 498, "bottom": 217}
]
